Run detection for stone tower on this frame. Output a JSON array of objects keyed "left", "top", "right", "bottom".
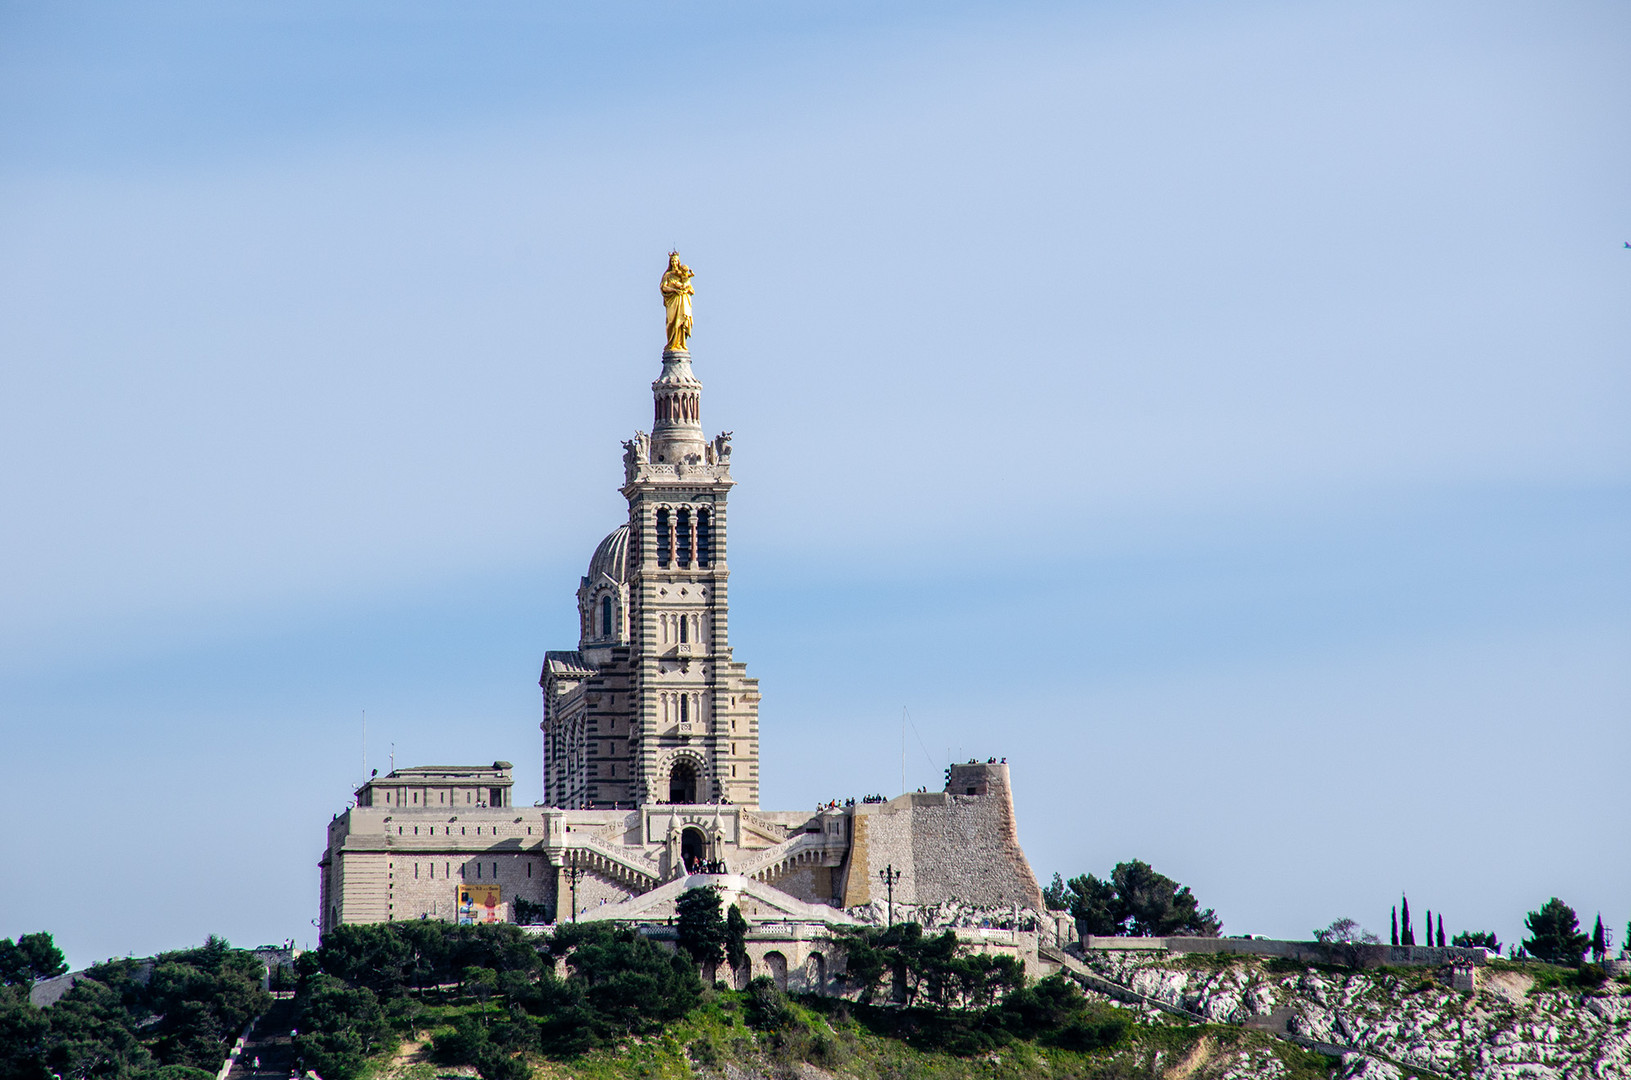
[{"left": 541, "top": 344, "right": 761, "bottom": 809}]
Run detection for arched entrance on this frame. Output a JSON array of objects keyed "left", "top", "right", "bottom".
[
  {"left": 807, "top": 952, "right": 826, "bottom": 996},
  {"left": 668, "top": 761, "right": 697, "bottom": 804},
  {"left": 763, "top": 951, "right": 788, "bottom": 992},
  {"left": 680, "top": 826, "right": 707, "bottom": 874}
]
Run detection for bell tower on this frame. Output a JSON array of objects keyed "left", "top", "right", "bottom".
[
  {"left": 541, "top": 257, "right": 760, "bottom": 810},
  {"left": 619, "top": 339, "right": 760, "bottom": 807}
]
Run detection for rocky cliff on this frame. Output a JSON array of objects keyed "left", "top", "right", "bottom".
[{"left": 1080, "top": 951, "right": 1631, "bottom": 1079}]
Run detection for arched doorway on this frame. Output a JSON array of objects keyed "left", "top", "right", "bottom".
[
  {"left": 680, "top": 826, "right": 707, "bottom": 874},
  {"left": 669, "top": 761, "right": 697, "bottom": 804},
  {"left": 763, "top": 951, "right": 788, "bottom": 992},
  {"left": 807, "top": 952, "right": 826, "bottom": 996}
]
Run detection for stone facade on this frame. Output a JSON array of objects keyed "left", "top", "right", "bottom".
[
  {"left": 318, "top": 299, "right": 1043, "bottom": 938},
  {"left": 541, "top": 347, "right": 760, "bottom": 812}
]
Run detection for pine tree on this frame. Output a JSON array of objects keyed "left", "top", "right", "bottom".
[
  {"left": 1592, "top": 914, "right": 1607, "bottom": 963},
  {"left": 1437, "top": 914, "right": 1445, "bottom": 948},
  {"left": 1401, "top": 896, "right": 1413, "bottom": 947},
  {"left": 1391, "top": 907, "right": 1399, "bottom": 946},
  {"left": 1522, "top": 897, "right": 1589, "bottom": 965}
]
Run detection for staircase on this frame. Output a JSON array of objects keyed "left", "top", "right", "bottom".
[
  {"left": 734, "top": 831, "right": 832, "bottom": 883},
  {"left": 564, "top": 834, "right": 663, "bottom": 890}
]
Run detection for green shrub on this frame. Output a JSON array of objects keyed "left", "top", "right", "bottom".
[{"left": 744, "top": 977, "right": 794, "bottom": 1031}]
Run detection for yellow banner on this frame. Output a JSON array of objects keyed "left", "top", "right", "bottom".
[{"left": 457, "top": 883, "right": 502, "bottom": 924}]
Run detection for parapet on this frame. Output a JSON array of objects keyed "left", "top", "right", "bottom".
[
  {"left": 945, "top": 760, "right": 1011, "bottom": 798},
  {"left": 354, "top": 762, "right": 514, "bottom": 810}
]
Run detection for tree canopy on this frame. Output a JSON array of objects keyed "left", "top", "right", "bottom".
[
  {"left": 0, "top": 934, "right": 68, "bottom": 988},
  {"left": 1523, "top": 898, "right": 1589, "bottom": 966},
  {"left": 0, "top": 934, "right": 271, "bottom": 1080},
  {"left": 674, "top": 886, "right": 727, "bottom": 969},
  {"left": 1045, "top": 860, "right": 1221, "bottom": 938}
]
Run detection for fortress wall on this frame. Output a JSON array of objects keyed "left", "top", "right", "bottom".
[
  {"left": 767, "top": 863, "right": 835, "bottom": 907},
  {"left": 565, "top": 868, "right": 638, "bottom": 915},
  {"left": 842, "top": 797, "right": 919, "bottom": 908},
  {"left": 337, "top": 852, "right": 389, "bottom": 925},
  {"left": 386, "top": 852, "right": 555, "bottom": 923},
  {"left": 847, "top": 764, "right": 1042, "bottom": 911}
]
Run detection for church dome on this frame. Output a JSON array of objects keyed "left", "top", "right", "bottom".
[{"left": 587, "top": 524, "right": 630, "bottom": 584}]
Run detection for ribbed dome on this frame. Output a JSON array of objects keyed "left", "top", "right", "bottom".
[{"left": 587, "top": 524, "right": 630, "bottom": 584}]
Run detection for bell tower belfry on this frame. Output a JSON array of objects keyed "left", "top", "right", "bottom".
[{"left": 541, "top": 257, "right": 761, "bottom": 810}]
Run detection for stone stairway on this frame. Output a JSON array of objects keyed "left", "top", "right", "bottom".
[
  {"left": 224, "top": 997, "right": 298, "bottom": 1080},
  {"left": 734, "top": 830, "right": 830, "bottom": 883},
  {"left": 564, "top": 834, "right": 663, "bottom": 890}
]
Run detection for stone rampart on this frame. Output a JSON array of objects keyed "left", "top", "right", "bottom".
[{"left": 843, "top": 763, "right": 1042, "bottom": 911}]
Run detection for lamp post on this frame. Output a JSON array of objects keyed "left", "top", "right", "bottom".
[
  {"left": 563, "top": 850, "right": 585, "bottom": 923},
  {"left": 878, "top": 864, "right": 901, "bottom": 927}
]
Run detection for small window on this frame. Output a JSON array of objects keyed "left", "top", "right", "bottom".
[
  {"left": 527, "top": 862, "right": 532, "bottom": 878},
  {"left": 680, "top": 695, "right": 688, "bottom": 724},
  {"left": 601, "top": 595, "right": 613, "bottom": 636},
  {"left": 679, "top": 615, "right": 688, "bottom": 644}
]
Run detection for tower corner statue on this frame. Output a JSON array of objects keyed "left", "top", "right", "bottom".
[{"left": 317, "top": 256, "right": 1045, "bottom": 954}]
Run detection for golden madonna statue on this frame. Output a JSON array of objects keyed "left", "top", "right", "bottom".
[{"left": 660, "top": 252, "right": 695, "bottom": 351}]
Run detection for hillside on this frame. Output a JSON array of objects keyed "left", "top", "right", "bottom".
[{"left": 9, "top": 924, "right": 1630, "bottom": 1080}]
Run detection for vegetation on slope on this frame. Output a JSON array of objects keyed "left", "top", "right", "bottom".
[{"left": 0, "top": 933, "right": 271, "bottom": 1080}]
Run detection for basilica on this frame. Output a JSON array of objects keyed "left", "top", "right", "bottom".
[{"left": 318, "top": 259, "right": 1044, "bottom": 953}]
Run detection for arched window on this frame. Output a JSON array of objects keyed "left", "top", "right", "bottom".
[
  {"left": 680, "top": 695, "right": 689, "bottom": 724},
  {"left": 656, "top": 508, "right": 671, "bottom": 567},
  {"left": 697, "top": 508, "right": 711, "bottom": 566},
  {"left": 600, "top": 595, "right": 613, "bottom": 637},
  {"left": 676, "top": 507, "right": 692, "bottom": 568},
  {"left": 679, "top": 614, "right": 688, "bottom": 644}
]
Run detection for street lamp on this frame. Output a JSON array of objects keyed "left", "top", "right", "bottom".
[
  {"left": 878, "top": 864, "right": 901, "bottom": 927},
  {"left": 563, "top": 850, "right": 585, "bottom": 923}
]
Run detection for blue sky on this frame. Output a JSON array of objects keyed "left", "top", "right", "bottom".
[{"left": 1, "top": 0, "right": 1627, "bottom": 967}]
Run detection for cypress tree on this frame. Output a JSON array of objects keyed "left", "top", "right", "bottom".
[
  {"left": 1592, "top": 914, "right": 1607, "bottom": 963},
  {"left": 1402, "top": 896, "right": 1413, "bottom": 946},
  {"left": 1437, "top": 914, "right": 1445, "bottom": 948},
  {"left": 1426, "top": 909, "right": 1432, "bottom": 948},
  {"left": 1391, "top": 907, "right": 1399, "bottom": 946}
]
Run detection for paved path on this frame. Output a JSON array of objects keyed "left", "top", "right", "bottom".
[{"left": 227, "top": 997, "right": 300, "bottom": 1080}]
